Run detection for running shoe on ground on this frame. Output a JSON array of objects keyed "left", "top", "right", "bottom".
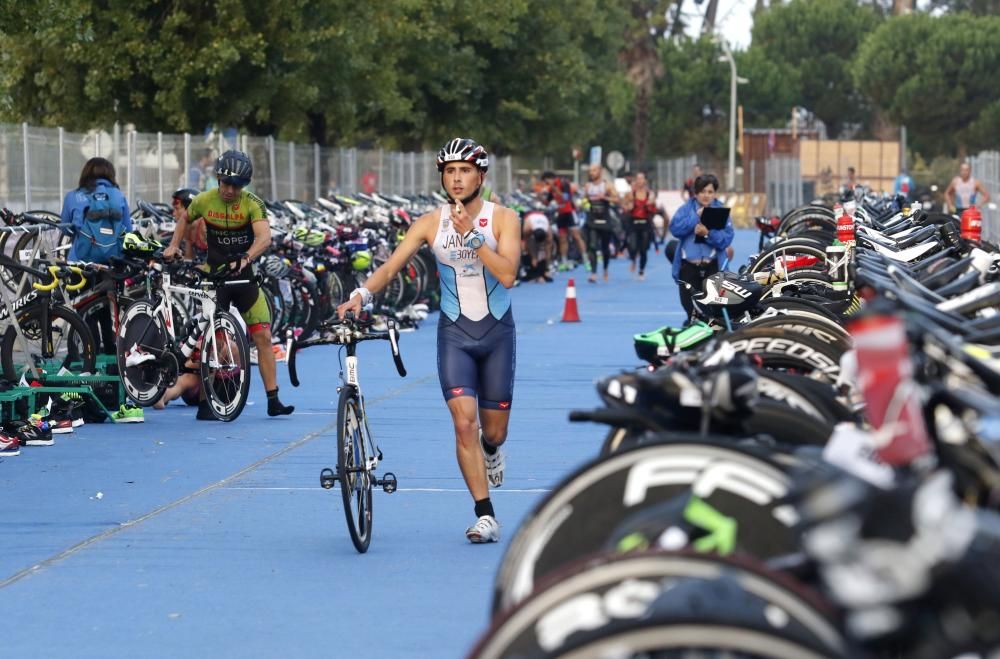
[
  {"left": 481, "top": 431, "right": 505, "bottom": 488},
  {"left": 111, "top": 404, "right": 144, "bottom": 423},
  {"left": 0, "top": 430, "right": 20, "bottom": 456},
  {"left": 465, "top": 515, "right": 500, "bottom": 544},
  {"left": 53, "top": 393, "right": 85, "bottom": 427},
  {"left": 48, "top": 417, "right": 74, "bottom": 434},
  {"left": 4, "top": 418, "right": 53, "bottom": 447}
]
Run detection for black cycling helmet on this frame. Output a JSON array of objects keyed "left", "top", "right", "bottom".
[
  {"left": 171, "top": 188, "right": 199, "bottom": 208},
  {"left": 215, "top": 150, "right": 253, "bottom": 187},
  {"left": 436, "top": 138, "right": 489, "bottom": 173}
]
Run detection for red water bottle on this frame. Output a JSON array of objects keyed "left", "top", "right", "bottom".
[
  {"left": 961, "top": 206, "right": 983, "bottom": 241},
  {"left": 836, "top": 207, "right": 855, "bottom": 247},
  {"left": 847, "top": 312, "right": 932, "bottom": 466}
]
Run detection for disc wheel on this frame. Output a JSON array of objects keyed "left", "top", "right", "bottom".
[
  {"left": 199, "top": 310, "right": 251, "bottom": 422},
  {"left": 337, "top": 384, "right": 373, "bottom": 553},
  {"left": 116, "top": 299, "right": 168, "bottom": 406}
]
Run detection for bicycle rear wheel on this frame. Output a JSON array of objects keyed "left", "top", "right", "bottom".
[
  {"left": 116, "top": 298, "right": 169, "bottom": 406},
  {"left": 199, "top": 310, "right": 251, "bottom": 422},
  {"left": 338, "top": 384, "right": 373, "bottom": 553},
  {"left": 1, "top": 303, "right": 97, "bottom": 382}
]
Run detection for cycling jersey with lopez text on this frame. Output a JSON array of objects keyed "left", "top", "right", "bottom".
[{"left": 187, "top": 189, "right": 268, "bottom": 267}]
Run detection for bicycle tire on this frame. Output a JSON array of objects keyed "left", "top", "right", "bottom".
[
  {"left": 76, "top": 293, "right": 119, "bottom": 356},
  {"left": 756, "top": 297, "right": 842, "bottom": 324},
  {"left": 740, "top": 315, "right": 851, "bottom": 352},
  {"left": 557, "top": 623, "right": 840, "bottom": 658},
  {"left": 199, "top": 310, "right": 251, "bottom": 422},
  {"left": 338, "top": 384, "right": 373, "bottom": 553},
  {"left": 748, "top": 242, "right": 828, "bottom": 276},
  {"left": 1, "top": 303, "right": 97, "bottom": 382},
  {"left": 472, "top": 550, "right": 847, "bottom": 659},
  {"left": 722, "top": 326, "right": 843, "bottom": 384},
  {"left": 492, "top": 440, "right": 806, "bottom": 614},
  {"left": 261, "top": 277, "right": 288, "bottom": 338},
  {"left": 116, "top": 298, "right": 169, "bottom": 406}
]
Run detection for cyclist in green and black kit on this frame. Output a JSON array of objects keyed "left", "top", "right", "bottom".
[{"left": 163, "top": 150, "right": 294, "bottom": 420}]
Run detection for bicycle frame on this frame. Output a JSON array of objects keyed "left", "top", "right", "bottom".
[{"left": 340, "top": 338, "right": 382, "bottom": 476}]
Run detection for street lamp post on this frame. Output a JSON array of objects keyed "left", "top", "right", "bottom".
[{"left": 718, "top": 40, "right": 748, "bottom": 192}]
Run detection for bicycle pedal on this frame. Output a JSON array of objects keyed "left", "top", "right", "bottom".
[
  {"left": 319, "top": 467, "right": 337, "bottom": 489},
  {"left": 379, "top": 472, "right": 398, "bottom": 494}
]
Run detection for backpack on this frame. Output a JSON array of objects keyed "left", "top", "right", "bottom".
[{"left": 74, "top": 183, "right": 125, "bottom": 263}]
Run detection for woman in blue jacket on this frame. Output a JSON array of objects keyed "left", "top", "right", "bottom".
[
  {"left": 668, "top": 173, "right": 733, "bottom": 321},
  {"left": 60, "top": 157, "right": 132, "bottom": 354},
  {"left": 60, "top": 157, "right": 132, "bottom": 263}
]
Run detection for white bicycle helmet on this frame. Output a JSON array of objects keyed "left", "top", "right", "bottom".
[{"left": 436, "top": 138, "right": 489, "bottom": 173}]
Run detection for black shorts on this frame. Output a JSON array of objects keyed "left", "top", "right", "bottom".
[
  {"left": 556, "top": 212, "right": 577, "bottom": 230},
  {"left": 437, "top": 314, "right": 516, "bottom": 410}
]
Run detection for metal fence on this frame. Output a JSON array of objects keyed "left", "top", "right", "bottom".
[
  {"left": 765, "top": 157, "right": 803, "bottom": 217},
  {"left": 969, "top": 151, "right": 1000, "bottom": 242},
  {"left": 0, "top": 122, "right": 515, "bottom": 213},
  {"left": 655, "top": 155, "right": 699, "bottom": 191}
]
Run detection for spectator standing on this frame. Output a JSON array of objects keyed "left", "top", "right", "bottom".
[
  {"left": 669, "top": 173, "right": 734, "bottom": 322},
  {"left": 60, "top": 157, "right": 133, "bottom": 354}
]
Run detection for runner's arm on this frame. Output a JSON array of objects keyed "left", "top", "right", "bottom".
[
  {"left": 163, "top": 206, "right": 191, "bottom": 257},
  {"left": 977, "top": 181, "right": 990, "bottom": 204},
  {"left": 246, "top": 219, "right": 272, "bottom": 262}
]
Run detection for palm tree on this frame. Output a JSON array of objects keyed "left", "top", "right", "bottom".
[{"left": 620, "top": 0, "right": 677, "bottom": 166}]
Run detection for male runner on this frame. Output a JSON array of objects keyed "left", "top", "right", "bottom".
[{"left": 338, "top": 138, "right": 519, "bottom": 544}]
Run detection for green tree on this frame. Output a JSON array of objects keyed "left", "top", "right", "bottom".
[
  {"left": 751, "top": 0, "right": 882, "bottom": 138},
  {"left": 854, "top": 13, "right": 1000, "bottom": 155},
  {"left": 0, "top": 0, "right": 631, "bottom": 154},
  {"left": 647, "top": 36, "right": 729, "bottom": 162}
]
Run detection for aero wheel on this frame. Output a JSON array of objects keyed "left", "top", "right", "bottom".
[
  {"left": 116, "top": 299, "right": 168, "bottom": 406},
  {"left": 337, "top": 385, "right": 373, "bottom": 553},
  {"left": 200, "top": 310, "right": 251, "bottom": 422}
]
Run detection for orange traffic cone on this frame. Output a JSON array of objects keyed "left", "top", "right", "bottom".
[{"left": 561, "top": 278, "right": 581, "bottom": 322}]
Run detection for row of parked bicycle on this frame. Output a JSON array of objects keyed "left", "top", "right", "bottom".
[
  {"left": 467, "top": 196, "right": 1000, "bottom": 657},
  {"left": 0, "top": 191, "right": 459, "bottom": 423}
]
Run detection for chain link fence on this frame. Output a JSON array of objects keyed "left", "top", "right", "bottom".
[
  {"left": 655, "top": 155, "right": 699, "bottom": 190},
  {"left": 969, "top": 151, "right": 1000, "bottom": 242},
  {"left": 0, "top": 122, "right": 515, "bottom": 213}
]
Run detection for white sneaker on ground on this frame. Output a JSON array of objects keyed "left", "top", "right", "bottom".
[
  {"left": 481, "top": 431, "right": 504, "bottom": 488},
  {"left": 465, "top": 515, "right": 500, "bottom": 543}
]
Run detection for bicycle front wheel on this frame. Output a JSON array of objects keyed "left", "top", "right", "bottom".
[
  {"left": 338, "top": 385, "right": 373, "bottom": 553},
  {"left": 200, "top": 310, "right": 251, "bottom": 422}
]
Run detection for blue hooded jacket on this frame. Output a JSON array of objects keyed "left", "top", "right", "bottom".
[
  {"left": 668, "top": 197, "right": 734, "bottom": 281},
  {"left": 60, "top": 178, "right": 132, "bottom": 261}
]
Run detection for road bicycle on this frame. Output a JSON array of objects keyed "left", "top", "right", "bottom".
[
  {"left": 0, "top": 255, "right": 95, "bottom": 381},
  {"left": 116, "top": 259, "right": 252, "bottom": 421},
  {"left": 288, "top": 312, "right": 406, "bottom": 553}
]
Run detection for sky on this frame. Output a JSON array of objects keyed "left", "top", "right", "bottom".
[{"left": 684, "top": 0, "right": 755, "bottom": 49}]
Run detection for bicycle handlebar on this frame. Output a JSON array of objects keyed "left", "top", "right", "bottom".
[{"left": 287, "top": 314, "right": 406, "bottom": 387}]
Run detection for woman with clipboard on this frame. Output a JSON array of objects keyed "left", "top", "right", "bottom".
[{"left": 668, "top": 173, "right": 734, "bottom": 322}]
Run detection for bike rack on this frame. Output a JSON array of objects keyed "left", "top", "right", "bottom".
[
  {"left": 0, "top": 223, "right": 61, "bottom": 381},
  {"left": 0, "top": 224, "right": 121, "bottom": 421}
]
